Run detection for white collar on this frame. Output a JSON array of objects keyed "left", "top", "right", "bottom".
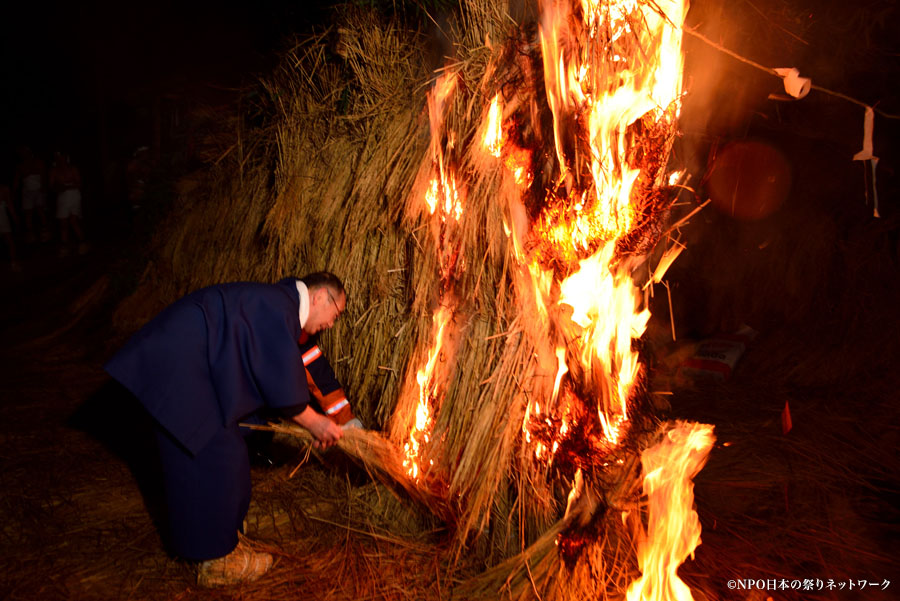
[{"left": 295, "top": 280, "right": 310, "bottom": 328}]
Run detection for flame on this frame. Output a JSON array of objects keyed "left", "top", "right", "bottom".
[
  {"left": 398, "top": 18, "right": 701, "bottom": 601},
  {"left": 403, "top": 305, "right": 453, "bottom": 479},
  {"left": 551, "top": 346, "right": 569, "bottom": 404},
  {"left": 484, "top": 94, "right": 505, "bottom": 158},
  {"left": 558, "top": 249, "right": 650, "bottom": 440},
  {"left": 627, "top": 422, "right": 715, "bottom": 601},
  {"left": 482, "top": 94, "right": 533, "bottom": 186},
  {"left": 403, "top": 70, "right": 468, "bottom": 479},
  {"left": 428, "top": 71, "right": 458, "bottom": 139},
  {"left": 536, "top": 0, "right": 686, "bottom": 250},
  {"left": 425, "top": 173, "right": 464, "bottom": 222},
  {"left": 400, "top": 1, "right": 697, "bottom": 599},
  {"left": 427, "top": 71, "right": 464, "bottom": 223},
  {"left": 495, "top": 0, "right": 685, "bottom": 458},
  {"left": 409, "top": 0, "right": 688, "bottom": 501}
]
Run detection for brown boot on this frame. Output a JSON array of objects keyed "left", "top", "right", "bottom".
[{"left": 197, "top": 538, "right": 273, "bottom": 587}]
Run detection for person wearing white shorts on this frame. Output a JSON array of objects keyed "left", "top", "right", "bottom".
[
  {"left": 50, "top": 152, "right": 87, "bottom": 256},
  {"left": 14, "top": 147, "right": 49, "bottom": 242},
  {"left": 56, "top": 188, "right": 82, "bottom": 219}
]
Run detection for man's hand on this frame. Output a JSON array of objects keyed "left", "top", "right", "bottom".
[{"left": 291, "top": 406, "right": 343, "bottom": 449}]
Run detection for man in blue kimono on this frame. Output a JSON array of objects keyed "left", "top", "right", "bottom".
[{"left": 105, "top": 272, "right": 347, "bottom": 586}]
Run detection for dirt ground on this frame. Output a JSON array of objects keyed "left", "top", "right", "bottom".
[{"left": 1, "top": 187, "right": 899, "bottom": 601}]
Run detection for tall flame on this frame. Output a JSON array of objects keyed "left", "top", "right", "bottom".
[
  {"left": 426, "top": 71, "right": 465, "bottom": 224},
  {"left": 483, "top": 94, "right": 505, "bottom": 158},
  {"left": 487, "top": 0, "right": 687, "bottom": 456},
  {"left": 395, "top": 1, "right": 701, "bottom": 598},
  {"left": 396, "top": 5, "right": 707, "bottom": 597},
  {"left": 403, "top": 70, "right": 466, "bottom": 479},
  {"left": 538, "top": 0, "right": 685, "bottom": 248},
  {"left": 627, "top": 422, "right": 715, "bottom": 601},
  {"left": 403, "top": 305, "right": 453, "bottom": 479},
  {"left": 408, "top": 0, "right": 689, "bottom": 502}
]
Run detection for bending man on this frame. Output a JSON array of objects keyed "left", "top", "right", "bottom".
[{"left": 105, "top": 272, "right": 347, "bottom": 586}]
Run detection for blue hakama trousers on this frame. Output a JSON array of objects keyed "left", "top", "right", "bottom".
[{"left": 154, "top": 422, "right": 251, "bottom": 561}]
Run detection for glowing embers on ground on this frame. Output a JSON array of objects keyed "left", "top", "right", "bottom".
[{"left": 626, "top": 422, "right": 716, "bottom": 601}]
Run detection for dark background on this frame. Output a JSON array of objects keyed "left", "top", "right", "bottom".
[
  {"left": 0, "top": 0, "right": 337, "bottom": 208},
  {"left": 4, "top": 0, "right": 898, "bottom": 211}
]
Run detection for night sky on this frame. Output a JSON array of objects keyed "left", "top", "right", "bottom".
[
  {"left": 2, "top": 0, "right": 897, "bottom": 219},
  {"left": 1, "top": 0, "right": 333, "bottom": 184}
]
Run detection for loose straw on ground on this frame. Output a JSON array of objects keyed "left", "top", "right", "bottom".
[{"left": 242, "top": 421, "right": 455, "bottom": 523}]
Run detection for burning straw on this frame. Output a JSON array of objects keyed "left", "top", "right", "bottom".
[
  {"left": 243, "top": 421, "right": 455, "bottom": 523},
  {"left": 384, "top": 0, "right": 693, "bottom": 566},
  {"left": 256, "top": 418, "right": 714, "bottom": 601}
]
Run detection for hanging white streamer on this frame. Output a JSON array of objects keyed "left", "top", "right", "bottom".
[
  {"left": 871, "top": 157, "right": 880, "bottom": 218},
  {"left": 852, "top": 106, "right": 876, "bottom": 161},
  {"left": 852, "top": 106, "right": 879, "bottom": 218},
  {"left": 773, "top": 67, "right": 811, "bottom": 99}
]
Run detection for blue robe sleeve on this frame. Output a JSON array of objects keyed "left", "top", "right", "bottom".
[
  {"left": 105, "top": 297, "right": 222, "bottom": 455},
  {"left": 105, "top": 280, "right": 310, "bottom": 455},
  {"left": 205, "top": 283, "right": 310, "bottom": 423}
]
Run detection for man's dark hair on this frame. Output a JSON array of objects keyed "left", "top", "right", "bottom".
[{"left": 300, "top": 272, "right": 346, "bottom": 298}]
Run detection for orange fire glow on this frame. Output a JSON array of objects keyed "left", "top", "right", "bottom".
[
  {"left": 403, "top": 68, "right": 467, "bottom": 480},
  {"left": 425, "top": 71, "right": 465, "bottom": 223},
  {"left": 402, "top": 1, "right": 703, "bottom": 597},
  {"left": 483, "top": 0, "right": 686, "bottom": 458},
  {"left": 626, "top": 422, "right": 715, "bottom": 601},
  {"left": 483, "top": 94, "right": 505, "bottom": 158},
  {"left": 408, "top": 0, "right": 688, "bottom": 485},
  {"left": 537, "top": 0, "right": 686, "bottom": 247},
  {"left": 403, "top": 305, "right": 453, "bottom": 479}
]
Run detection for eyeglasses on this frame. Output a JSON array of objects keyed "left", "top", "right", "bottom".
[{"left": 326, "top": 289, "right": 343, "bottom": 319}]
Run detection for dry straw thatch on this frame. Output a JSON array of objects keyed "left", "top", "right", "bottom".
[{"left": 113, "top": 0, "right": 690, "bottom": 597}]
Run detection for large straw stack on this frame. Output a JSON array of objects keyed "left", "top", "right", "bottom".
[{"left": 115, "top": 1, "right": 684, "bottom": 597}]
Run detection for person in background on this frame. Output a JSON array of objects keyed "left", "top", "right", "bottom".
[
  {"left": 104, "top": 272, "right": 348, "bottom": 587},
  {"left": 126, "top": 146, "right": 151, "bottom": 213},
  {"left": 0, "top": 182, "right": 21, "bottom": 271},
  {"left": 13, "top": 146, "right": 49, "bottom": 243},
  {"left": 49, "top": 151, "right": 88, "bottom": 256}
]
